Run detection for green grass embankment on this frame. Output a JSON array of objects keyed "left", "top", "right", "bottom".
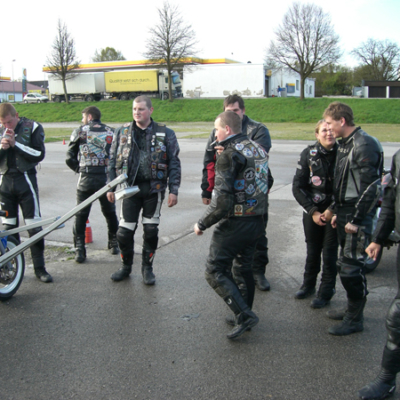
[
  {"left": 15, "top": 98, "right": 400, "bottom": 142},
  {"left": 15, "top": 97, "right": 400, "bottom": 124}
]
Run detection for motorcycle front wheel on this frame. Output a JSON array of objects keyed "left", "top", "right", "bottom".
[{"left": 0, "top": 236, "right": 25, "bottom": 301}]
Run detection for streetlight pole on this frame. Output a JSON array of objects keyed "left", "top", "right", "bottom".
[{"left": 12, "top": 59, "right": 16, "bottom": 102}]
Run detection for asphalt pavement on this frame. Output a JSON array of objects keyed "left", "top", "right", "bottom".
[{"left": 1, "top": 137, "right": 399, "bottom": 400}]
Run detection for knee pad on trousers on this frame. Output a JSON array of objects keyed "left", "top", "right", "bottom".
[
  {"left": 117, "top": 227, "right": 134, "bottom": 247},
  {"left": 143, "top": 224, "right": 159, "bottom": 250},
  {"left": 386, "top": 299, "right": 400, "bottom": 349},
  {"left": 204, "top": 271, "right": 232, "bottom": 299}
]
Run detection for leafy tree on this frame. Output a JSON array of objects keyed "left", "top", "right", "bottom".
[
  {"left": 351, "top": 38, "right": 400, "bottom": 81},
  {"left": 266, "top": 2, "right": 341, "bottom": 100},
  {"left": 143, "top": 1, "right": 197, "bottom": 101},
  {"left": 46, "top": 19, "right": 80, "bottom": 104},
  {"left": 92, "top": 47, "right": 126, "bottom": 62},
  {"left": 311, "top": 65, "right": 354, "bottom": 96}
]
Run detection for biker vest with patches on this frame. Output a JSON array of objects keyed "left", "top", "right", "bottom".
[
  {"left": 115, "top": 122, "right": 168, "bottom": 186},
  {"left": 229, "top": 139, "right": 269, "bottom": 217},
  {"left": 0, "top": 118, "right": 39, "bottom": 173},
  {"left": 76, "top": 123, "right": 113, "bottom": 173},
  {"left": 306, "top": 142, "right": 336, "bottom": 206}
]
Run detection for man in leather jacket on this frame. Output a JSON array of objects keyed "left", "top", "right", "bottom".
[
  {"left": 201, "top": 95, "right": 273, "bottom": 291},
  {"left": 65, "top": 106, "right": 119, "bottom": 263},
  {"left": 107, "top": 96, "right": 181, "bottom": 285},
  {"left": 195, "top": 111, "right": 269, "bottom": 339},
  {"left": 324, "top": 102, "right": 383, "bottom": 336},
  {"left": 358, "top": 150, "right": 400, "bottom": 400},
  {"left": 0, "top": 103, "right": 52, "bottom": 283}
]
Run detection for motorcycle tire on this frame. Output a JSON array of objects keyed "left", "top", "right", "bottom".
[
  {"left": 365, "top": 247, "right": 383, "bottom": 273},
  {"left": 0, "top": 236, "right": 25, "bottom": 301}
]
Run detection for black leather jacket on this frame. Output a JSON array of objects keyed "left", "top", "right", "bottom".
[
  {"left": 0, "top": 117, "right": 45, "bottom": 174},
  {"left": 201, "top": 115, "right": 272, "bottom": 199},
  {"left": 372, "top": 150, "right": 400, "bottom": 244},
  {"left": 292, "top": 141, "right": 337, "bottom": 215},
  {"left": 109, "top": 119, "right": 181, "bottom": 195},
  {"left": 334, "top": 127, "right": 383, "bottom": 225}
]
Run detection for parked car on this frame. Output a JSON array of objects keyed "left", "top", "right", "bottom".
[{"left": 23, "top": 93, "right": 49, "bottom": 103}]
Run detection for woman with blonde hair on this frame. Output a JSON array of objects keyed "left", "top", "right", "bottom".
[{"left": 292, "top": 120, "right": 338, "bottom": 308}]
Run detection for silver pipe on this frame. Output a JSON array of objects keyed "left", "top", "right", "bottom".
[{"left": 0, "top": 174, "right": 127, "bottom": 266}]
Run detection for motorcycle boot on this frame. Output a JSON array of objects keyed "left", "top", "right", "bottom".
[
  {"left": 295, "top": 284, "right": 316, "bottom": 299},
  {"left": 34, "top": 266, "right": 53, "bottom": 283},
  {"left": 253, "top": 272, "right": 270, "bottom": 291},
  {"left": 108, "top": 233, "right": 119, "bottom": 255},
  {"left": 358, "top": 369, "right": 396, "bottom": 400},
  {"left": 74, "top": 235, "right": 86, "bottom": 264},
  {"left": 311, "top": 288, "right": 336, "bottom": 309},
  {"left": 328, "top": 297, "right": 366, "bottom": 336},
  {"left": 142, "top": 250, "right": 155, "bottom": 285},
  {"left": 111, "top": 254, "right": 133, "bottom": 282}
]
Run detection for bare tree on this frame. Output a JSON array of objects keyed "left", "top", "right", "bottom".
[
  {"left": 143, "top": 1, "right": 197, "bottom": 101},
  {"left": 46, "top": 19, "right": 80, "bottom": 104},
  {"left": 266, "top": 2, "right": 341, "bottom": 100},
  {"left": 351, "top": 38, "right": 400, "bottom": 81},
  {"left": 92, "top": 47, "right": 126, "bottom": 62}
]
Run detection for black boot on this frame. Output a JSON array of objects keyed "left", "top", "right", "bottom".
[
  {"left": 108, "top": 233, "right": 119, "bottom": 255},
  {"left": 227, "top": 310, "right": 259, "bottom": 339},
  {"left": 34, "top": 266, "right": 53, "bottom": 283},
  {"left": 311, "top": 288, "right": 336, "bottom": 309},
  {"left": 329, "top": 297, "right": 366, "bottom": 336},
  {"left": 295, "top": 285, "right": 316, "bottom": 299},
  {"left": 253, "top": 272, "right": 270, "bottom": 291},
  {"left": 358, "top": 368, "right": 396, "bottom": 400},
  {"left": 111, "top": 254, "right": 132, "bottom": 282},
  {"left": 74, "top": 235, "right": 86, "bottom": 264},
  {"left": 142, "top": 250, "right": 155, "bottom": 285}
]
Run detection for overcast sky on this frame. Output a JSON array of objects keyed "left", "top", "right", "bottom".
[{"left": 2, "top": 0, "right": 399, "bottom": 81}]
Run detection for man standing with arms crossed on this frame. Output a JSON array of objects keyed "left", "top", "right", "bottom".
[
  {"left": 66, "top": 106, "right": 119, "bottom": 263},
  {"left": 0, "top": 103, "right": 52, "bottom": 282},
  {"left": 107, "top": 96, "right": 181, "bottom": 285},
  {"left": 202, "top": 95, "right": 272, "bottom": 291},
  {"left": 324, "top": 102, "right": 383, "bottom": 336}
]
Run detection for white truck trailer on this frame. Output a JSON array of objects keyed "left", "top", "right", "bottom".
[
  {"left": 183, "top": 64, "right": 267, "bottom": 98},
  {"left": 48, "top": 73, "right": 105, "bottom": 102}
]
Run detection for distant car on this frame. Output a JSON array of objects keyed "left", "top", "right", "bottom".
[{"left": 23, "top": 93, "right": 49, "bottom": 103}]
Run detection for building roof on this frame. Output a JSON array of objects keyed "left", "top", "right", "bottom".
[
  {"left": 0, "top": 81, "right": 45, "bottom": 93},
  {"left": 43, "top": 58, "right": 239, "bottom": 73}
]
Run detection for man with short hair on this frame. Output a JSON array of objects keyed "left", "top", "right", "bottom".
[
  {"left": 0, "top": 103, "right": 51, "bottom": 282},
  {"left": 107, "top": 96, "right": 181, "bottom": 285},
  {"left": 324, "top": 101, "right": 383, "bottom": 336},
  {"left": 195, "top": 111, "right": 269, "bottom": 339},
  {"left": 202, "top": 94, "right": 272, "bottom": 291},
  {"left": 66, "top": 106, "right": 119, "bottom": 263}
]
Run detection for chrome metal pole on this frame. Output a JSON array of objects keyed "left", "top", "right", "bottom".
[{"left": 0, "top": 174, "right": 127, "bottom": 266}]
